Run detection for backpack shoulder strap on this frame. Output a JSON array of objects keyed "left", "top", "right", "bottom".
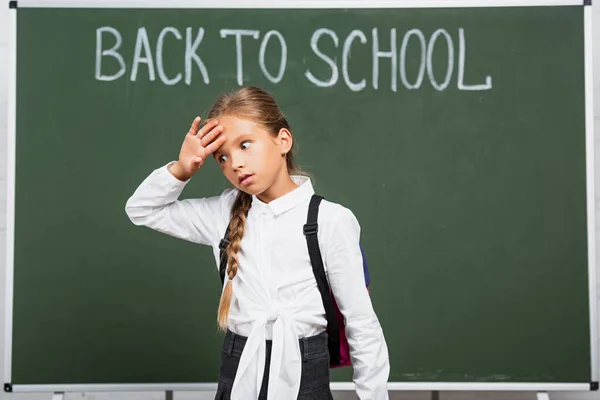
[
  {"left": 304, "top": 194, "right": 341, "bottom": 366},
  {"left": 218, "top": 225, "right": 231, "bottom": 285}
]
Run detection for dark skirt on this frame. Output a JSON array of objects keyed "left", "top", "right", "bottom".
[{"left": 215, "top": 329, "right": 334, "bottom": 400}]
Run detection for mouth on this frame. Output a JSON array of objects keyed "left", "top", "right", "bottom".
[{"left": 238, "top": 174, "right": 254, "bottom": 186}]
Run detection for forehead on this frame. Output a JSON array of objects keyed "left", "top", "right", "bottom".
[{"left": 217, "top": 115, "right": 269, "bottom": 140}]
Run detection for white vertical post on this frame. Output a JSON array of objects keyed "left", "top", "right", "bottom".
[
  {"left": 536, "top": 392, "right": 550, "bottom": 400},
  {"left": 584, "top": 2, "right": 598, "bottom": 385},
  {"left": 4, "top": 2, "right": 17, "bottom": 387}
]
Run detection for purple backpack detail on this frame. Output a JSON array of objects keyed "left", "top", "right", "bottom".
[{"left": 303, "top": 194, "right": 370, "bottom": 368}]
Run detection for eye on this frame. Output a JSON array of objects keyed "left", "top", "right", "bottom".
[
  {"left": 218, "top": 154, "right": 228, "bottom": 164},
  {"left": 241, "top": 141, "right": 251, "bottom": 150}
]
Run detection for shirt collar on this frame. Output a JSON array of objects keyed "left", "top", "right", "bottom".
[{"left": 251, "top": 175, "right": 314, "bottom": 216}]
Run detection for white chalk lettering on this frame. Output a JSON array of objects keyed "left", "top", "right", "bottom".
[
  {"left": 427, "top": 29, "right": 454, "bottom": 91},
  {"left": 131, "top": 28, "right": 156, "bottom": 82},
  {"left": 372, "top": 28, "right": 397, "bottom": 92},
  {"left": 400, "top": 29, "right": 426, "bottom": 90},
  {"left": 95, "top": 27, "right": 126, "bottom": 81},
  {"left": 156, "top": 27, "right": 182, "bottom": 86},
  {"left": 220, "top": 29, "right": 260, "bottom": 86},
  {"left": 259, "top": 30, "right": 287, "bottom": 84},
  {"left": 305, "top": 28, "right": 339, "bottom": 88},
  {"left": 458, "top": 28, "right": 492, "bottom": 91},
  {"left": 92, "top": 24, "right": 492, "bottom": 93},
  {"left": 185, "top": 27, "right": 210, "bottom": 86},
  {"left": 342, "top": 29, "right": 367, "bottom": 92}
]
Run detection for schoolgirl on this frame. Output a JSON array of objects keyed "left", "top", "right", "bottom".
[{"left": 125, "top": 86, "right": 390, "bottom": 399}]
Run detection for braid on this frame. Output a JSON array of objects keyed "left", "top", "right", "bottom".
[
  {"left": 208, "top": 86, "right": 301, "bottom": 330},
  {"left": 217, "top": 191, "right": 252, "bottom": 331}
]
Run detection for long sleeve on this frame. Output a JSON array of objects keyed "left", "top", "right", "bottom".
[
  {"left": 322, "top": 206, "right": 390, "bottom": 400},
  {"left": 125, "top": 162, "right": 232, "bottom": 247}
]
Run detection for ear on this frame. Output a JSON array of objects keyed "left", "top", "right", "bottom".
[{"left": 276, "top": 128, "right": 293, "bottom": 155}]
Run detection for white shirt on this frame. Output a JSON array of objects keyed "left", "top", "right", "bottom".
[{"left": 125, "top": 163, "right": 390, "bottom": 400}]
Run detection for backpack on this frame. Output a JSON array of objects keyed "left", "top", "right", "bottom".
[{"left": 218, "top": 194, "right": 371, "bottom": 368}]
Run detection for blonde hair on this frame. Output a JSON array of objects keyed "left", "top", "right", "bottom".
[{"left": 207, "top": 86, "right": 300, "bottom": 331}]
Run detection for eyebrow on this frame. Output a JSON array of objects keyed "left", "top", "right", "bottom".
[
  {"left": 214, "top": 133, "right": 254, "bottom": 157},
  {"left": 235, "top": 133, "right": 254, "bottom": 141}
]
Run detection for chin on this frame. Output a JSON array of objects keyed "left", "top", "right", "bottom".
[
  {"left": 245, "top": 187, "right": 266, "bottom": 197},
  {"left": 232, "top": 183, "right": 263, "bottom": 197},
  {"left": 228, "top": 176, "right": 272, "bottom": 197}
]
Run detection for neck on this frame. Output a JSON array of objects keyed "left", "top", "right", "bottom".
[{"left": 257, "top": 172, "right": 298, "bottom": 204}]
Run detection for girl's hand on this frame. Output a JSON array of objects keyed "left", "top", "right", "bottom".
[{"left": 169, "top": 117, "right": 226, "bottom": 181}]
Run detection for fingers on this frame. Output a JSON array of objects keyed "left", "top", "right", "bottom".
[
  {"left": 187, "top": 117, "right": 201, "bottom": 136},
  {"left": 196, "top": 119, "right": 220, "bottom": 139},
  {"left": 200, "top": 124, "right": 224, "bottom": 147},
  {"left": 204, "top": 135, "right": 227, "bottom": 155}
]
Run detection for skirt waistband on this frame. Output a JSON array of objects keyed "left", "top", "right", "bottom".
[{"left": 223, "top": 329, "right": 329, "bottom": 361}]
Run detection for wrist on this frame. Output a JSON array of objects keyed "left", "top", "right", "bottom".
[{"left": 168, "top": 161, "right": 192, "bottom": 182}]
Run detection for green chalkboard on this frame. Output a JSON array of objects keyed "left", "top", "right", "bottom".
[{"left": 8, "top": 4, "right": 593, "bottom": 389}]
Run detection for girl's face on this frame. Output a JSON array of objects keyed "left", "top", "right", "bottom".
[{"left": 213, "top": 115, "right": 293, "bottom": 200}]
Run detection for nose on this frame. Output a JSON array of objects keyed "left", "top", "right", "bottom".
[{"left": 230, "top": 150, "right": 245, "bottom": 171}]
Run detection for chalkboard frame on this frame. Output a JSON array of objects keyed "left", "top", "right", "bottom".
[{"left": 4, "top": 0, "right": 598, "bottom": 394}]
